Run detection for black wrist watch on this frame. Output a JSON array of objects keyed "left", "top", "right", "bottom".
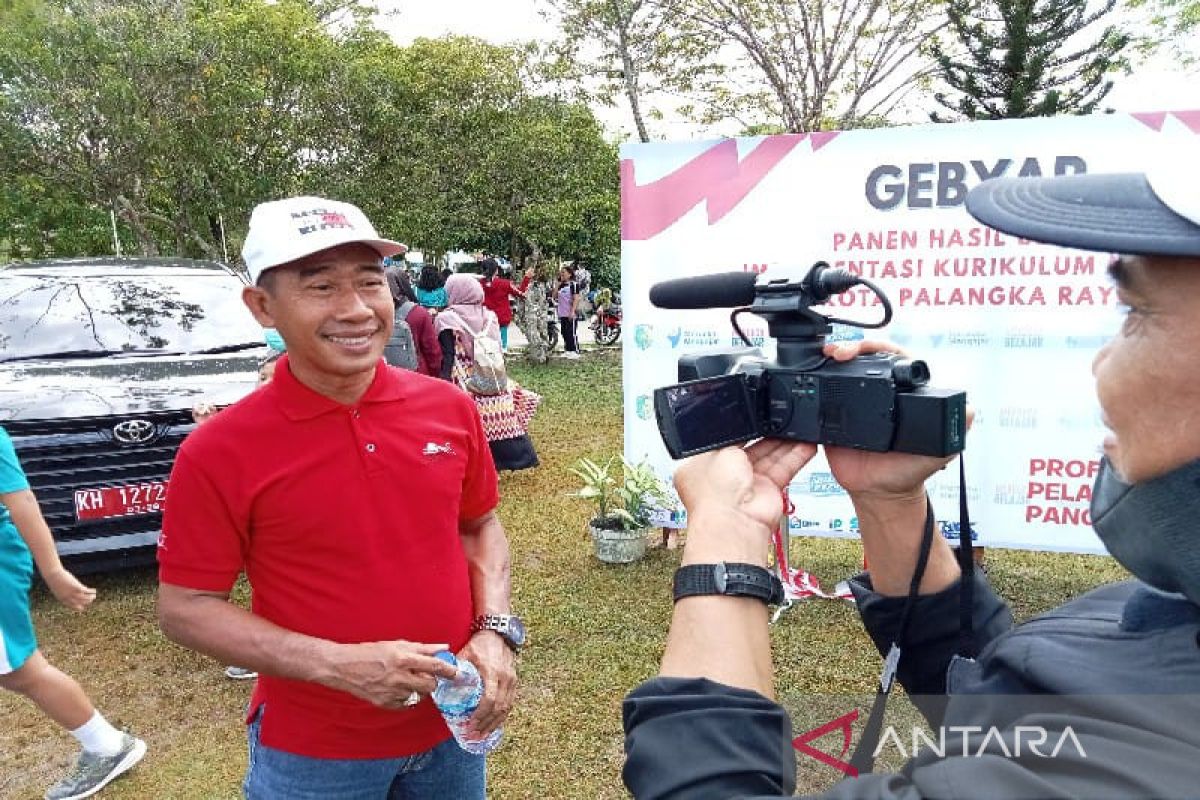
[
  {"left": 471, "top": 614, "right": 526, "bottom": 653},
  {"left": 673, "top": 562, "right": 785, "bottom": 606}
]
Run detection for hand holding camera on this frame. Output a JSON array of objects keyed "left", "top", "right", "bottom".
[
  {"left": 653, "top": 264, "right": 970, "bottom": 596},
  {"left": 820, "top": 338, "right": 971, "bottom": 502},
  {"left": 675, "top": 439, "right": 817, "bottom": 567}
]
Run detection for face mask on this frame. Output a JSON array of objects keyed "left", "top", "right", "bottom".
[
  {"left": 1090, "top": 456, "right": 1200, "bottom": 606},
  {"left": 264, "top": 328, "right": 286, "bottom": 353}
]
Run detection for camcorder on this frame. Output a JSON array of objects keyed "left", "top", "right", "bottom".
[{"left": 650, "top": 263, "right": 967, "bottom": 460}]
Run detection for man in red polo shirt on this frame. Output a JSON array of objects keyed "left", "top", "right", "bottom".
[{"left": 157, "top": 196, "right": 521, "bottom": 799}]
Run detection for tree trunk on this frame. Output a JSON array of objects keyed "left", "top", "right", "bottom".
[
  {"left": 517, "top": 280, "right": 552, "bottom": 364},
  {"left": 617, "top": 24, "right": 651, "bottom": 143},
  {"left": 512, "top": 249, "right": 552, "bottom": 364},
  {"left": 114, "top": 195, "right": 161, "bottom": 257}
]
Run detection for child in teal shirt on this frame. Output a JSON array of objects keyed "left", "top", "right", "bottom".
[
  {"left": 0, "top": 426, "right": 147, "bottom": 798},
  {"left": 415, "top": 264, "right": 449, "bottom": 310}
]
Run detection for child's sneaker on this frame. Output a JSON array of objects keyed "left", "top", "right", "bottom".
[{"left": 45, "top": 732, "right": 146, "bottom": 800}]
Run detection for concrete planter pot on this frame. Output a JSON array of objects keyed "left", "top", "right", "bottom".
[{"left": 589, "top": 519, "right": 649, "bottom": 564}]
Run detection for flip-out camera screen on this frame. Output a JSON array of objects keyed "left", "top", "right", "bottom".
[{"left": 656, "top": 374, "right": 758, "bottom": 458}]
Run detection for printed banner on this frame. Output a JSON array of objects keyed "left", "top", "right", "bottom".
[{"left": 622, "top": 110, "right": 1200, "bottom": 553}]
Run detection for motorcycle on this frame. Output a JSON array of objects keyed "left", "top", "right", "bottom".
[
  {"left": 590, "top": 302, "right": 621, "bottom": 345},
  {"left": 546, "top": 301, "right": 560, "bottom": 350}
]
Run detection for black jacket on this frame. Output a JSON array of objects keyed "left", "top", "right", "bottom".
[{"left": 623, "top": 572, "right": 1200, "bottom": 799}]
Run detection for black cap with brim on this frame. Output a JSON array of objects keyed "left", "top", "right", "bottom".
[{"left": 965, "top": 173, "right": 1200, "bottom": 258}]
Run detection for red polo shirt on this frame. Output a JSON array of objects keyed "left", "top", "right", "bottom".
[{"left": 158, "top": 355, "right": 499, "bottom": 759}]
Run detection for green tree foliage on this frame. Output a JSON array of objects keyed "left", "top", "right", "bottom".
[
  {"left": 662, "top": 0, "right": 949, "bottom": 133},
  {"left": 930, "top": 0, "right": 1130, "bottom": 121},
  {"left": 0, "top": 0, "right": 618, "bottom": 271},
  {"left": 0, "top": 0, "right": 348, "bottom": 259},
  {"left": 1126, "top": 0, "right": 1200, "bottom": 64},
  {"left": 321, "top": 35, "right": 617, "bottom": 269},
  {"left": 541, "top": 0, "right": 710, "bottom": 142}
]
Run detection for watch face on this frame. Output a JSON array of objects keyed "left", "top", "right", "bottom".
[{"left": 506, "top": 616, "right": 527, "bottom": 646}]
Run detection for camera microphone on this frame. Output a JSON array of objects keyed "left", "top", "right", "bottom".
[{"left": 649, "top": 272, "right": 758, "bottom": 309}]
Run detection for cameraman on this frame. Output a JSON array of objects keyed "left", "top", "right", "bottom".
[{"left": 623, "top": 164, "right": 1200, "bottom": 799}]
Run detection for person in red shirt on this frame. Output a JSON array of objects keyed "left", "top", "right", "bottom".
[
  {"left": 156, "top": 196, "right": 521, "bottom": 800},
  {"left": 479, "top": 258, "right": 524, "bottom": 352}
]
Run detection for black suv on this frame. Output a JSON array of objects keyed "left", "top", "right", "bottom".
[{"left": 0, "top": 257, "right": 269, "bottom": 573}]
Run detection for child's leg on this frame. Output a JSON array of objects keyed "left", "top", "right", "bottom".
[
  {"left": 4, "top": 651, "right": 146, "bottom": 800},
  {"left": 0, "top": 566, "right": 97, "bottom": 728},
  {"left": 500, "top": 325, "right": 509, "bottom": 350},
  {"left": 0, "top": 650, "right": 95, "bottom": 730},
  {"left": 1, "top": 651, "right": 129, "bottom": 756}
]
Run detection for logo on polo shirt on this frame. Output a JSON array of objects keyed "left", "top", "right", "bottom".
[{"left": 422, "top": 442, "right": 455, "bottom": 456}]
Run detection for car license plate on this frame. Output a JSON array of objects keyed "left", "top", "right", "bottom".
[{"left": 74, "top": 481, "right": 167, "bottom": 522}]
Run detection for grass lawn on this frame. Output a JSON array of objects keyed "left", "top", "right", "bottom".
[{"left": 0, "top": 349, "right": 1128, "bottom": 799}]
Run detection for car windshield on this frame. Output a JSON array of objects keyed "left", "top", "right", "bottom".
[{"left": 0, "top": 268, "right": 265, "bottom": 362}]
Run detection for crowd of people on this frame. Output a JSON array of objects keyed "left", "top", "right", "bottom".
[
  {"left": 5, "top": 157, "right": 1200, "bottom": 800},
  {"left": 395, "top": 252, "right": 597, "bottom": 361}
]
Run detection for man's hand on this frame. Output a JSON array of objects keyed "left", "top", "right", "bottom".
[
  {"left": 458, "top": 630, "right": 517, "bottom": 738},
  {"left": 822, "top": 340, "right": 970, "bottom": 501},
  {"left": 821, "top": 339, "right": 970, "bottom": 596},
  {"left": 660, "top": 440, "right": 813, "bottom": 695},
  {"left": 322, "top": 640, "right": 458, "bottom": 710},
  {"left": 191, "top": 402, "right": 218, "bottom": 425},
  {"left": 675, "top": 439, "right": 817, "bottom": 565},
  {"left": 43, "top": 567, "right": 96, "bottom": 612}
]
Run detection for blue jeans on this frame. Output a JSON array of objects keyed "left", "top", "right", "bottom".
[{"left": 244, "top": 712, "right": 485, "bottom": 799}]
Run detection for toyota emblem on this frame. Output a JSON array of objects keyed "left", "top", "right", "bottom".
[{"left": 112, "top": 419, "right": 156, "bottom": 445}]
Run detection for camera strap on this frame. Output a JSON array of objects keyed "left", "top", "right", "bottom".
[
  {"left": 847, "top": 457, "right": 974, "bottom": 775},
  {"left": 956, "top": 456, "right": 977, "bottom": 658}
]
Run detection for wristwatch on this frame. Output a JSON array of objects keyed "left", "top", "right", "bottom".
[
  {"left": 673, "top": 562, "right": 785, "bottom": 606},
  {"left": 471, "top": 614, "right": 527, "bottom": 653}
]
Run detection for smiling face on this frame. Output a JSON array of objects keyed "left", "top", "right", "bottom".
[
  {"left": 242, "top": 243, "right": 392, "bottom": 403},
  {"left": 1092, "top": 255, "right": 1200, "bottom": 483}
]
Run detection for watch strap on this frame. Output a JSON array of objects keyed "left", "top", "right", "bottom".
[
  {"left": 673, "top": 562, "right": 785, "bottom": 606},
  {"left": 472, "top": 614, "right": 522, "bottom": 651}
]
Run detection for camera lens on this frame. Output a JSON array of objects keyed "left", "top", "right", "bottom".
[{"left": 892, "top": 359, "right": 930, "bottom": 389}]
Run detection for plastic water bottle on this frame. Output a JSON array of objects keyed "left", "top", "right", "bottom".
[{"left": 432, "top": 651, "right": 503, "bottom": 755}]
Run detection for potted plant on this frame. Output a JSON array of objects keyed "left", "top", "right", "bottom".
[{"left": 571, "top": 456, "right": 673, "bottom": 564}]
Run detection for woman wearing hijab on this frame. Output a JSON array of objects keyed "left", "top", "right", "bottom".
[
  {"left": 436, "top": 275, "right": 540, "bottom": 471},
  {"left": 385, "top": 267, "right": 441, "bottom": 376}
]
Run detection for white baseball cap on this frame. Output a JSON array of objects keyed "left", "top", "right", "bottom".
[{"left": 241, "top": 196, "right": 408, "bottom": 284}]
